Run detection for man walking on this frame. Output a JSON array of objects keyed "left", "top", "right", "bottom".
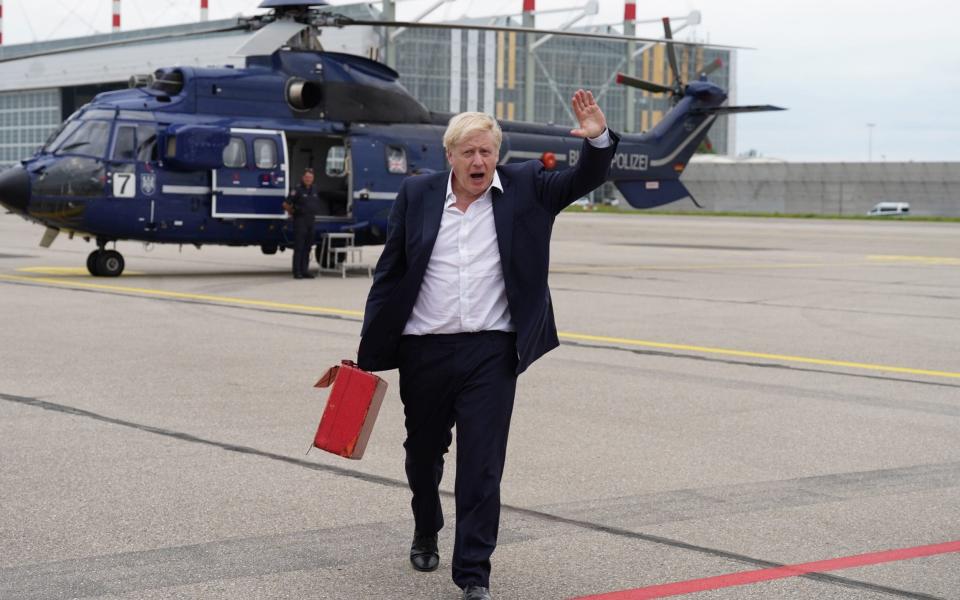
[
  {"left": 285, "top": 167, "right": 328, "bottom": 279},
  {"left": 358, "top": 90, "right": 618, "bottom": 599}
]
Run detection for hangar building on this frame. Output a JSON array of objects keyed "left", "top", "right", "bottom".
[{"left": 0, "top": 2, "right": 733, "bottom": 169}]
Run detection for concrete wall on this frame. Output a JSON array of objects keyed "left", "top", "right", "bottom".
[{"left": 673, "top": 162, "right": 960, "bottom": 217}]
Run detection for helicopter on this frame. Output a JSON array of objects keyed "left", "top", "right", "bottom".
[{"left": 0, "top": 0, "right": 782, "bottom": 277}]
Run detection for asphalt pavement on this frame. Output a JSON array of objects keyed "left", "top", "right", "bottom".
[{"left": 1, "top": 211, "right": 958, "bottom": 599}]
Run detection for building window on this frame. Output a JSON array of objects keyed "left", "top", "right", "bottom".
[{"left": 0, "top": 88, "right": 61, "bottom": 167}]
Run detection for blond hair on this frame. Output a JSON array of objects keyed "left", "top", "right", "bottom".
[{"left": 443, "top": 112, "right": 502, "bottom": 151}]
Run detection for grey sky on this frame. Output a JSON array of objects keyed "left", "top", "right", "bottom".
[{"left": 4, "top": 0, "right": 958, "bottom": 161}]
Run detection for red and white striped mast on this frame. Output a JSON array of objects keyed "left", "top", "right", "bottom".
[
  {"left": 200, "top": 0, "right": 209, "bottom": 22},
  {"left": 624, "top": 0, "right": 637, "bottom": 131},
  {"left": 112, "top": 0, "right": 121, "bottom": 32},
  {"left": 523, "top": 0, "right": 535, "bottom": 121}
]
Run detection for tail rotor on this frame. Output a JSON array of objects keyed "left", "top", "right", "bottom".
[{"left": 616, "top": 17, "right": 687, "bottom": 105}]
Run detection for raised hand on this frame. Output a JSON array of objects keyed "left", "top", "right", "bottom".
[{"left": 569, "top": 89, "right": 607, "bottom": 139}]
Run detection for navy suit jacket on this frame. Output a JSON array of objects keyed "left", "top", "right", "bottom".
[{"left": 358, "top": 131, "right": 620, "bottom": 375}]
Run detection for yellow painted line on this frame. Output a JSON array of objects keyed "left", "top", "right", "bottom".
[
  {"left": 868, "top": 255, "right": 960, "bottom": 265},
  {"left": 550, "top": 261, "right": 867, "bottom": 274},
  {"left": 558, "top": 332, "right": 960, "bottom": 380},
  {"left": 0, "top": 273, "right": 363, "bottom": 318},
  {"left": 3, "top": 272, "right": 958, "bottom": 380},
  {"left": 17, "top": 266, "right": 145, "bottom": 276}
]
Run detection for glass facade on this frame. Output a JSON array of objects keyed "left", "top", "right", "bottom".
[
  {"left": 0, "top": 9, "right": 733, "bottom": 167},
  {"left": 0, "top": 89, "right": 61, "bottom": 167},
  {"left": 393, "top": 25, "right": 732, "bottom": 154}
]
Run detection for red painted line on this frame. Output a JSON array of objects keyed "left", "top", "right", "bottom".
[{"left": 573, "top": 540, "right": 960, "bottom": 600}]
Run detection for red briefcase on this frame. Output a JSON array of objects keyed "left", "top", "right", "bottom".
[{"left": 312, "top": 360, "right": 387, "bottom": 459}]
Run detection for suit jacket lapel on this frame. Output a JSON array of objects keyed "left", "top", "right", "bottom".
[
  {"left": 419, "top": 175, "right": 446, "bottom": 266},
  {"left": 492, "top": 168, "right": 514, "bottom": 271}
]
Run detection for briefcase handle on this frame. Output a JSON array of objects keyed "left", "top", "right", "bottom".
[{"left": 315, "top": 360, "right": 360, "bottom": 389}]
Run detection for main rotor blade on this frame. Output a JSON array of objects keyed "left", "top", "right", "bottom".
[
  {"left": 616, "top": 73, "right": 672, "bottom": 94},
  {"left": 328, "top": 16, "right": 750, "bottom": 51},
  {"left": 0, "top": 21, "right": 248, "bottom": 64},
  {"left": 661, "top": 17, "right": 682, "bottom": 85},
  {"left": 693, "top": 105, "right": 787, "bottom": 115},
  {"left": 233, "top": 20, "right": 311, "bottom": 57}
]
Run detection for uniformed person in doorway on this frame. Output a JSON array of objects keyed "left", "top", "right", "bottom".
[{"left": 285, "top": 167, "right": 329, "bottom": 279}]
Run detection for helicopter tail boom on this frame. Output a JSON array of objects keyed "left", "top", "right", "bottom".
[{"left": 612, "top": 179, "right": 697, "bottom": 210}]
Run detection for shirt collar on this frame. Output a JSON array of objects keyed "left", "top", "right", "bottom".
[{"left": 445, "top": 169, "right": 503, "bottom": 207}]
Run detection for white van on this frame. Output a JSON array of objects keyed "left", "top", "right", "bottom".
[{"left": 867, "top": 202, "right": 910, "bottom": 216}]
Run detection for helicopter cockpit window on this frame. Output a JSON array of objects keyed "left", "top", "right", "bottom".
[
  {"left": 55, "top": 120, "right": 111, "bottom": 159},
  {"left": 113, "top": 126, "right": 137, "bottom": 161},
  {"left": 223, "top": 137, "right": 247, "bottom": 168},
  {"left": 325, "top": 146, "right": 346, "bottom": 178},
  {"left": 253, "top": 138, "right": 277, "bottom": 169},
  {"left": 136, "top": 125, "right": 158, "bottom": 162},
  {"left": 43, "top": 120, "right": 82, "bottom": 153},
  {"left": 386, "top": 145, "right": 407, "bottom": 174}
]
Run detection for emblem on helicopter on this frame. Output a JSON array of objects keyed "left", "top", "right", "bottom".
[{"left": 140, "top": 173, "right": 157, "bottom": 196}]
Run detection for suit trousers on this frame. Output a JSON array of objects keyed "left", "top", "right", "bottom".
[{"left": 397, "top": 331, "right": 518, "bottom": 589}]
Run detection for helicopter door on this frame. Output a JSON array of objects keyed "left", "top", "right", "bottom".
[{"left": 211, "top": 129, "right": 288, "bottom": 219}]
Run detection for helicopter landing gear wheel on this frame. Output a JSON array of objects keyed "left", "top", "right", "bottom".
[
  {"left": 95, "top": 250, "right": 125, "bottom": 277},
  {"left": 86, "top": 250, "right": 101, "bottom": 276}
]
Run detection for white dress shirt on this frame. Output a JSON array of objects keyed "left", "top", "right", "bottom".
[
  {"left": 403, "top": 170, "right": 512, "bottom": 335},
  {"left": 403, "top": 130, "right": 612, "bottom": 336}
]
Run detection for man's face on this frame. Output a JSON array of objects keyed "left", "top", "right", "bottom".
[
  {"left": 302, "top": 171, "right": 315, "bottom": 187},
  {"left": 446, "top": 130, "right": 498, "bottom": 199}
]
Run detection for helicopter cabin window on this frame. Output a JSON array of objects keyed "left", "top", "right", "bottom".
[
  {"left": 55, "top": 120, "right": 111, "bottom": 159},
  {"left": 325, "top": 146, "right": 346, "bottom": 177},
  {"left": 113, "top": 126, "right": 137, "bottom": 161},
  {"left": 254, "top": 138, "right": 277, "bottom": 169},
  {"left": 386, "top": 145, "right": 407, "bottom": 174},
  {"left": 223, "top": 137, "right": 247, "bottom": 168}
]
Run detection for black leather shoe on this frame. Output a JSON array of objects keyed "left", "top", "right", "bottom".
[
  {"left": 293, "top": 274, "right": 303, "bottom": 279},
  {"left": 302, "top": 273, "right": 316, "bottom": 279},
  {"left": 409, "top": 531, "right": 439, "bottom": 572},
  {"left": 463, "top": 585, "right": 492, "bottom": 600}
]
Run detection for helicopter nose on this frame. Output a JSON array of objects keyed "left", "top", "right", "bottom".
[{"left": 0, "top": 165, "right": 30, "bottom": 213}]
